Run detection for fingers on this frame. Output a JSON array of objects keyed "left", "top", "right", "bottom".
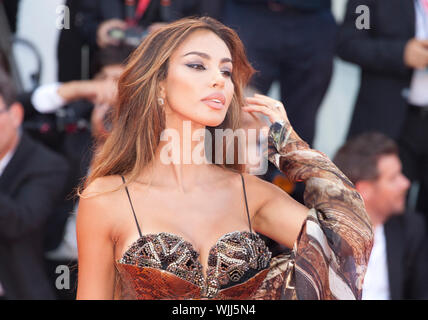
[
  {"left": 254, "top": 93, "right": 283, "bottom": 106},
  {"left": 246, "top": 94, "right": 285, "bottom": 111},
  {"left": 245, "top": 96, "right": 282, "bottom": 109},
  {"left": 242, "top": 93, "right": 288, "bottom": 124},
  {"left": 404, "top": 38, "right": 428, "bottom": 69},
  {"left": 242, "top": 103, "right": 281, "bottom": 124},
  {"left": 97, "top": 19, "right": 127, "bottom": 48},
  {"left": 89, "top": 80, "right": 118, "bottom": 106},
  {"left": 242, "top": 104, "right": 271, "bottom": 114},
  {"left": 109, "top": 19, "right": 127, "bottom": 29}
]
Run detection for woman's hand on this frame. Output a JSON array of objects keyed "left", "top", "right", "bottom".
[
  {"left": 242, "top": 93, "right": 289, "bottom": 125},
  {"left": 242, "top": 93, "right": 304, "bottom": 143},
  {"left": 97, "top": 19, "right": 127, "bottom": 48}
]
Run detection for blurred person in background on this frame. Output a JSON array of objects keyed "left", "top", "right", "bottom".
[
  {"left": 61, "top": 0, "right": 223, "bottom": 81},
  {"left": 30, "top": 44, "right": 133, "bottom": 299},
  {"left": 57, "top": 0, "right": 90, "bottom": 82},
  {"left": 334, "top": 132, "right": 428, "bottom": 300},
  {"left": 222, "top": 0, "right": 337, "bottom": 208},
  {"left": 223, "top": 0, "right": 337, "bottom": 147},
  {"left": 77, "top": 0, "right": 223, "bottom": 49},
  {"left": 0, "top": 0, "right": 23, "bottom": 93},
  {"left": 338, "top": 0, "right": 428, "bottom": 222},
  {"left": 0, "top": 68, "right": 69, "bottom": 300},
  {"left": 1, "top": 0, "right": 20, "bottom": 33},
  {"left": 338, "top": 0, "right": 428, "bottom": 140},
  {"left": 0, "top": 50, "right": 9, "bottom": 75},
  {"left": 398, "top": 0, "right": 428, "bottom": 222},
  {"left": 59, "top": 0, "right": 175, "bottom": 82}
]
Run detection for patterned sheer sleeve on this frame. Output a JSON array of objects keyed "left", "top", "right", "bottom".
[{"left": 254, "top": 121, "right": 374, "bottom": 300}]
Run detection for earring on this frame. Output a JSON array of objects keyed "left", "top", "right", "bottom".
[{"left": 157, "top": 97, "right": 164, "bottom": 106}]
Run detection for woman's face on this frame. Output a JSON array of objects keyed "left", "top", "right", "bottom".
[{"left": 160, "top": 29, "right": 235, "bottom": 127}]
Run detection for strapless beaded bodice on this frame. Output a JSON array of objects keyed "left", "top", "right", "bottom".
[{"left": 114, "top": 231, "right": 272, "bottom": 299}]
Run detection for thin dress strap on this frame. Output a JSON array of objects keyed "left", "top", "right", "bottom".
[
  {"left": 239, "top": 172, "right": 253, "bottom": 234},
  {"left": 121, "top": 175, "right": 143, "bottom": 238}
]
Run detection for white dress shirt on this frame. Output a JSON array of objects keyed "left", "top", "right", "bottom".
[
  {"left": 408, "top": 0, "right": 428, "bottom": 107},
  {"left": 31, "top": 82, "right": 66, "bottom": 114},
  {"left": 0, "top": 151, "right": 14, "bottom": 177},
  {"left": 362, "top": 224, "right": 391, "bottom": 300}
]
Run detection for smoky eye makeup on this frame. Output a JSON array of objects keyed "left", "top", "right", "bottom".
[
  {"left": 221, "top": 69, "right": 233, "bottom": 77},
  {"left": 220, "top": 61, "right": 233, "bottom": 75},
  {"left": 183, "top": 59, "right": 233, "bottom": 77},
  {"left": 185, "top": 62, "right": 206, "bottom": 70}
]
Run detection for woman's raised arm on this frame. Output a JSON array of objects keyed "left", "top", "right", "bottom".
[{"left": 244, "top": 94, "right": 374, "bottom": 299}]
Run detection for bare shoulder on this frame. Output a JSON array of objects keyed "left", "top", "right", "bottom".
[
  {"left": 240, "top": 172, "right": 308, "bottom": 247},
  {"left": 77, "top": 175, "right": 126, "bottom": 230},
  {"left": 81, "top": 175, "right": 125, "bottom": 198},
  {"left": 240, "top": 172, "right": 296, "bottom": 207}
]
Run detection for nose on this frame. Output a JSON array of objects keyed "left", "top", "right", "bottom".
[
  {"left": 400, "top": 174, "right": 411, "bottom": 191},
  {"left": 211, "top": 69, "right": 225, "bottom": 89}
]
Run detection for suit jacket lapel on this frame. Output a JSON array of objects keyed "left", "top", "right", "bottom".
[{"left": 384, "top": 217, "right": 404, "bottom": 300}]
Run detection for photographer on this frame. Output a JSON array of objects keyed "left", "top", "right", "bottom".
[
  {"left": 74, "top": 0, "right": 222, "bottom": 49},
  {"left": 28, "top": 44, "right": 133, "bottom": 299}
]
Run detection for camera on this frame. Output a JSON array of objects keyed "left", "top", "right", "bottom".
[{"left": 108, "top": 26, "right": 149, "bottom": 47}]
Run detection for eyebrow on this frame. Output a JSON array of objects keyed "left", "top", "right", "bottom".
[{"left": 182, "top": 51, "right": 233, "bottom": 64}]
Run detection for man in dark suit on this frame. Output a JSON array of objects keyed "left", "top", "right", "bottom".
[
  {"left": 0, "top": 69, "right": 69, "bottom": 299},
  {"left": 220, "top": 0, "right": 337, "bottom": 210},
  {"left": 223, "top": 0, "right": 337, "bottom": 147},
  {"left": 338, "top": 0, "right": 428, "bottom": 224},
  {"left": 333, "top": 132, "right": 428, "bottom": 300},
  {"left": 337, "top": 0, "right": 428, "bottom": 140}
]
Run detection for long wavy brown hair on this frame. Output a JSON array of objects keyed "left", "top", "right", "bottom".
[{"left": 81, "top": 16, "right": 255, "bottom": 195}]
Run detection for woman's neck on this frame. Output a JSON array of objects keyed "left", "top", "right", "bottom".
[{"left": 141, "top": 119, "right": 216, "bottom": 192}]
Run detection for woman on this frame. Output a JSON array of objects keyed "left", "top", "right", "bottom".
[{"left": 76, "top": 17, "right": 373, "bottom": 300}]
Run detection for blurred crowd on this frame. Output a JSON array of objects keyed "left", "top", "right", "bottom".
[{"left": 0, "top": 0, "right": 428, "bottom": 300}]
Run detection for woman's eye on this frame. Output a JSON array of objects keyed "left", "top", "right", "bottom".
[
  {"left": 222, "top": 70, "right": 232, "bottom": 78},
  {"left": 186, "top": 63, "right": 205, "bottom": 70},
  {"left": 186, "top": 64, "right": 232, "bottom": 78}
]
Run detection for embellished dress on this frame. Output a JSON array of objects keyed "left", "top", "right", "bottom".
[{"left": 113, "top": 120, "right": 374, "bottom": 300}]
